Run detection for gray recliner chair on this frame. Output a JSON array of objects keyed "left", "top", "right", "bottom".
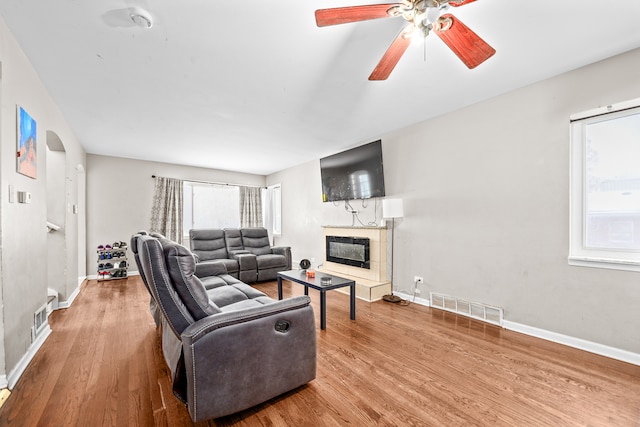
[{"left": 135, "top": 234, "right": 316, "bottom": 421}]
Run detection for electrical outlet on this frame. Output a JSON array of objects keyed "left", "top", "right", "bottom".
[{"left": 414, "top": 276, "right": 424, "bottom": 284}]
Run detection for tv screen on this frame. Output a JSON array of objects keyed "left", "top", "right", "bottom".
[{"left": 320, "top": 140, "right": 386, "bottom": 202}]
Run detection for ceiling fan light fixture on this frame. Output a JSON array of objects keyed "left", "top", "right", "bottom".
[
  {"left": 315, "top": 0, "right": 495, "bottom": 79},
  {"left": 437, "top": 16, "right": 453, "bottom": 32},
  {"left": 410, "top": 23, "right": 431, "bottom": 42},
  {"left": 129, "top": 7, "right": 153, "bottom": 28}
]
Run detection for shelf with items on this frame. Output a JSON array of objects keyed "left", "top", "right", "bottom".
[{"left": 97, "top": 241, "right": 128, "bottom": 281}]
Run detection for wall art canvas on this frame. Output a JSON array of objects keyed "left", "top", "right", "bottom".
[{"left": 17, "top": 105, "right": 37, "bottom": 179}]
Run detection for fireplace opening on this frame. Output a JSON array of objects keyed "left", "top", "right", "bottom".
[{"left": 326, "top": 236, "right": 370, "bottom": 269}]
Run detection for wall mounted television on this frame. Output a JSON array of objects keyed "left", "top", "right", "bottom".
[{"left": 320, "top": 140, "right": 386, "bottom": 202}]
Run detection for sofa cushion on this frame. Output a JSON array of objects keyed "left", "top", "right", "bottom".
[
  {"left": 206, "top": 286, "right": 247, "bottom": 308},
  {"left": 199, "top": 275, "right": 228, "bottom": 290},
  {"left": 200, "top": 273, "right": 242, "bottom": 290},
  {"left": 206, "top": 283, "right": 270, "bottom": 308},
  {"left": 224, "top": 228, "right": 244, "bottom": 253},
  {"left": 196, "top": 258, "right": 239, "bottom": 276},
  {"left": 232, "top": 282, "right": 269, "bottom": 299},
  {"left": 164, "top": 241, "right": 222, "bottom": 320},
  {"left": 240, "top": 228, "right": 273, "bottom": 256},
  {"left": 219, "top": 296, "right": 275, "bottom": 313},
  {"left": 255, "top": 253, "right": 287, "bottom": 269},
  {"left": 190, "top": 229, "right": 228, "bottom": 261}
]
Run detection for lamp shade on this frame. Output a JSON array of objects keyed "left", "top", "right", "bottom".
[{"left": 382, "top": 198, "right": 404, "bottom": 219}]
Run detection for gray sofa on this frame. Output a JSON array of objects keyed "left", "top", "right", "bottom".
[
  {"left": 132, "top": 232, "right": 316, "bottom": 421},
  {"left": 189, "top": 227, "right": 291, "bottom": 283}
]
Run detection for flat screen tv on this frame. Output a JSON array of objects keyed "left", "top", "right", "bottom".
[{"left": 320, "top": 140, "right": 386, "bottom": 202}]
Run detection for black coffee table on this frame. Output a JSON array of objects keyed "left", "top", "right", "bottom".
[{"left": 277, "top": 270, "right": 356, "bottom": 330}]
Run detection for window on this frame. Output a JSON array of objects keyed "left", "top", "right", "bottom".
[
  {"left": 569, "top": 98, "right": 640, "bottom": 272},
  {"left": 264, "top": 184, "right": 282, "bottom": 237},
  {"left": 183, "top": 182, "right": 240, "bottom": 240},
  {"left": 183, "top": 181, "right": 279, "bottom": 242}
]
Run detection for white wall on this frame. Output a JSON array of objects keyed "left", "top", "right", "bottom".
[
  {"left": 268, "top": 48, "right": 640, "bottom": 355},
  {"left": 0, "top": 15, "right": 86, "bottom": 378},
  {"left": 86, "top": 154, "right": 266, "bottom": 275},
  {"left": 46, "top": 148, "right": 66, "bottom": 301}
]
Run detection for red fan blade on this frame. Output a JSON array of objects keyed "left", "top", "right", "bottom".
[
  {"left": 315, "top": 4, "right": 400, "bottom": 27},
  {"left": 448, "top": 0, "right": 477, "bottom": 6},
  {"left": 369, "top": 30, "right": 411, "bottom": 80},
  {"left": 434, "top": 14, "right": 495, "bottom": 69}
]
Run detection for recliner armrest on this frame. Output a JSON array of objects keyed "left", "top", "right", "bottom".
[
  {"left": 183, "top": 295, "right": 311, "bottom": 337},
  {"left": 228, "top": 249, "right": 251, "bottom": 258},
  {"left": 234, "top": 253, "right": 257, "bottom": 272},
  {"left": 235, "top": 253, "right": 258, "bottom": 283},
  {"left": 271, "top": 246, "right": 292, "bottom": 269}
]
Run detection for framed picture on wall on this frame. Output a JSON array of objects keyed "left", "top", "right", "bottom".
[{"left": 17, "top": 105, "right": 37, "bottom": 179}]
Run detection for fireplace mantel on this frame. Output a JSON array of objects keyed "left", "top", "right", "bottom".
[{"left": 321, "top": 225, "right": 390, "bottom": 301}]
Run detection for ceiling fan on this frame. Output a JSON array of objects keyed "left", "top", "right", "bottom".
[{"left": 315, "top": 0, "right": 495, "bottom": 80}]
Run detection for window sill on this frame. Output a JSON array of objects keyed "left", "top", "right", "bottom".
[{"left": 568, "top": 256, "right": 640, "bottom": 273}]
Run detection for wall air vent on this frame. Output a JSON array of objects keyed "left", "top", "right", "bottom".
[
  {"left": 430, "top": 292, "right": 503, "bottom": 326},
  {"left": 31, "top": 304, "right": 48, "bottom": 343}
]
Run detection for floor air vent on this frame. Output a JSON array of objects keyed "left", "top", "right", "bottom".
[{"left": 430, "top": 292, "right": 503, "bottom": 326}]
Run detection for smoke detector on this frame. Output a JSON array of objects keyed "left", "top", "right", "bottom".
[{"left": 129, "top": 7, "right": 153, "bottom": 28}]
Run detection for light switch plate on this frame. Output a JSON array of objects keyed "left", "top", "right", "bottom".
[{"left": 17, "top": 191, "right": 31, "bottom": 204}]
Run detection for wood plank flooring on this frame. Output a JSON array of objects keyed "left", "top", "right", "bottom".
[{"left": 0, "top": 276, "right": 638, "bottom": 426}]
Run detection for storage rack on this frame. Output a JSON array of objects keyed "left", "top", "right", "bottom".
[{"left": 97, "top": 241, "right": 128, "bottom": 281}]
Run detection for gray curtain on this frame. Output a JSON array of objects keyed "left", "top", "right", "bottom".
[
  {"left": 150, "top": 177, "right": 184, "bottom": 244},
  {"left": 240, "top": 186, "right": 263, "bottom": 228}
]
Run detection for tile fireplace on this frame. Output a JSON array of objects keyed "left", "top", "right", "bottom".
[{"left": 321, "top": 226, "right": 390, "bottom": 302}]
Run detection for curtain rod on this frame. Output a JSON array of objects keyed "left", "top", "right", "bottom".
[{"left": 151, "top": 175, "right": 265, "bottom": 189}]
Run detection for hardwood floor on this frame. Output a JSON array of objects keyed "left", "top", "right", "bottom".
[{"left": 1, "top": 276, "right": 638, "bottom": 426}]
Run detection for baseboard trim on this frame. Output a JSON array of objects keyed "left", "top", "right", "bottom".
[
  {"left": 394, "top": 291, "right": 639, "bottom": 366},
  {"left": 393, "top": 292, "right": 431, "bottom": 307},
  {"left": 7, "top": 325, "right": 52, "bottom": 389},
  {"left": 503, "top": 320, "right": 640, "bottom": 366},
  {"left": 58, "top": 281, "right": 84, "bottom": 310},
  {"left": 0, "top": 375, "right": 7, "bottom": 389}
]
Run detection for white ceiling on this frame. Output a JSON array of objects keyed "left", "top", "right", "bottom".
[{"left": 2, "top": 1, "right": 640, "bottom": 175}]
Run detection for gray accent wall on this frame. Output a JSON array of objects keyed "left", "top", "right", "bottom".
[{"left": 269, "top": 48, "right": 640, "bottom": 354}]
